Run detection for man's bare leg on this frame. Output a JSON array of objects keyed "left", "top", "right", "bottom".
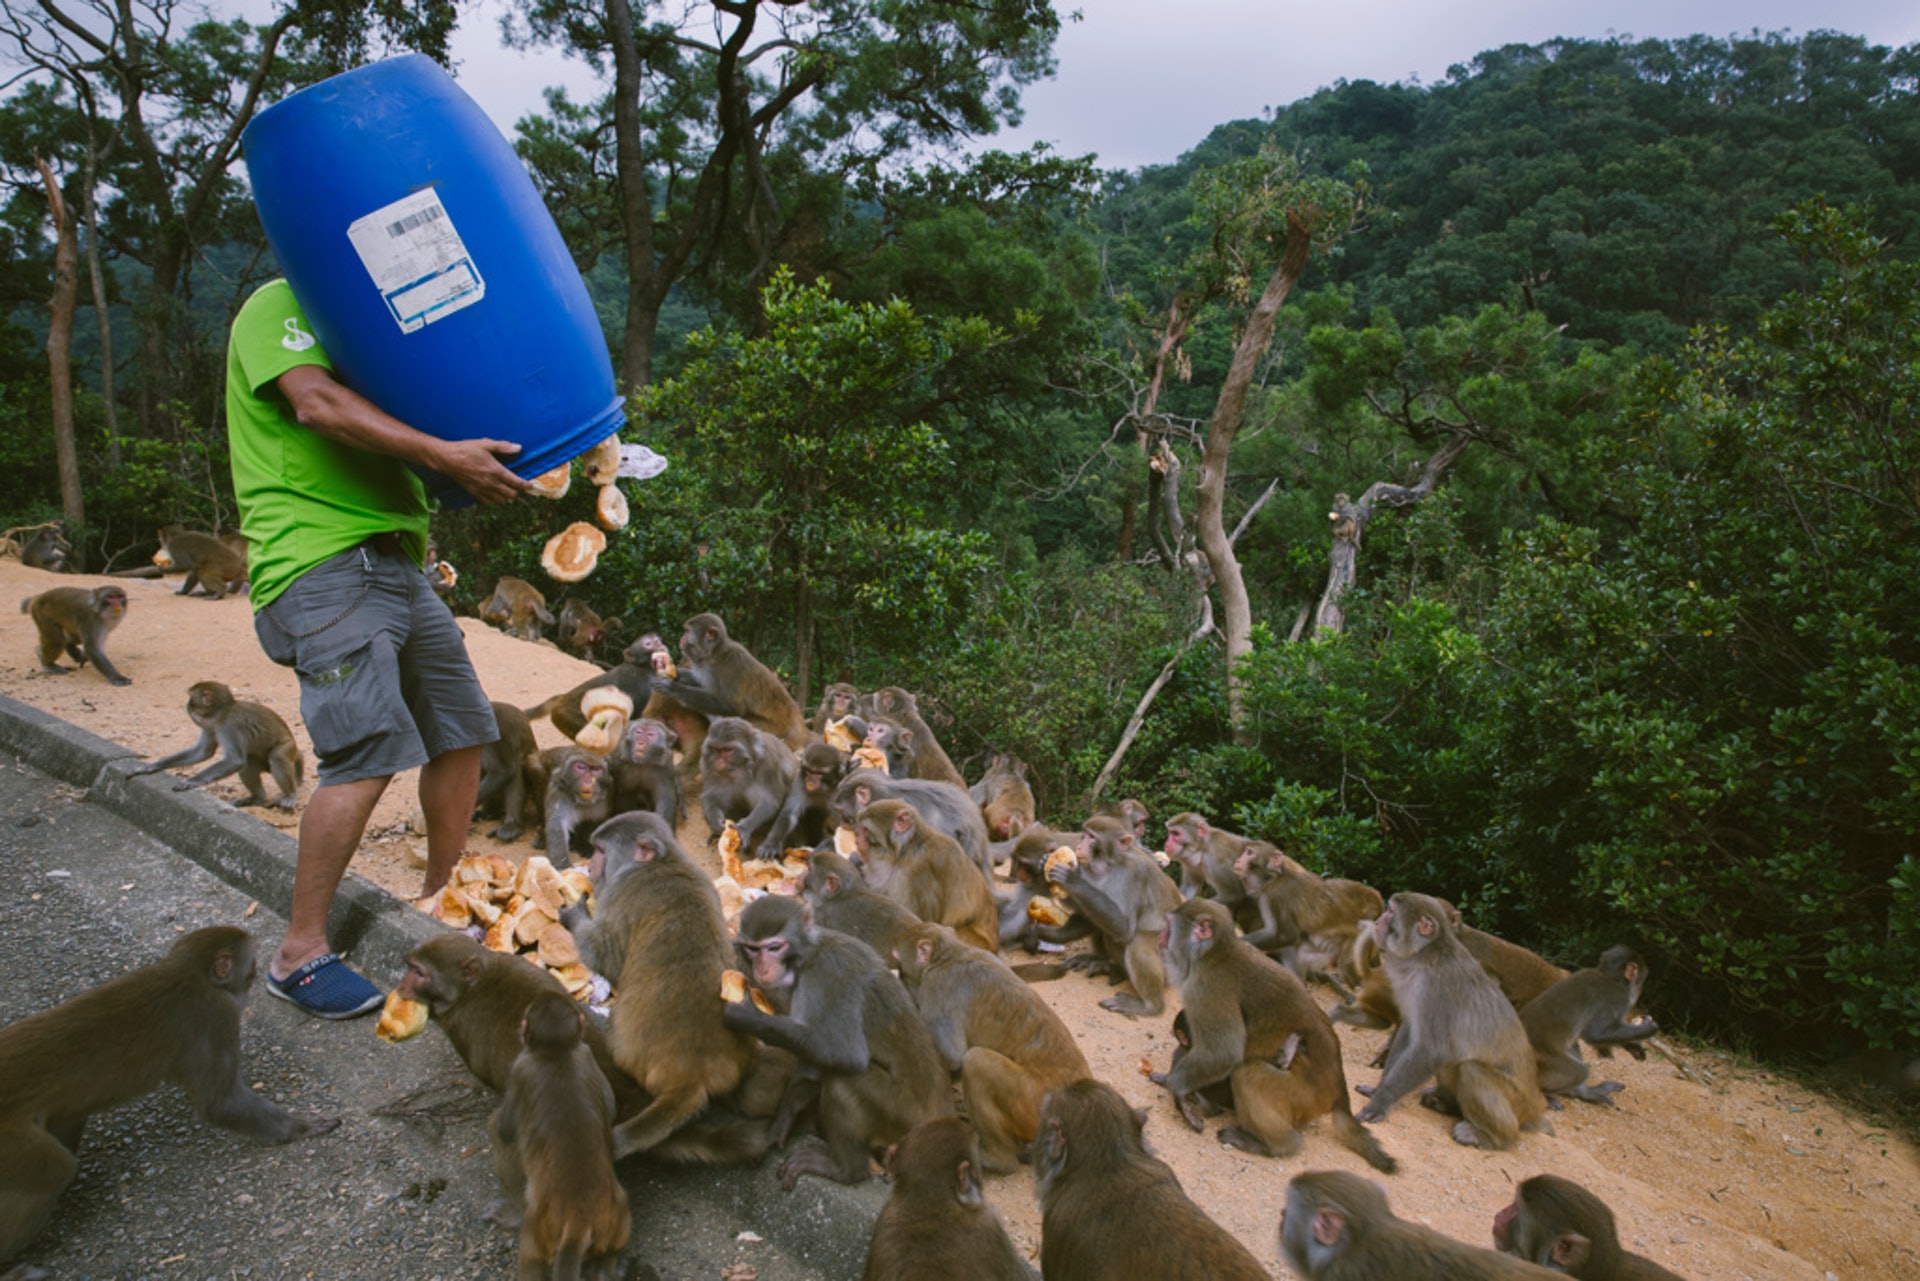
[
  {"left": 417, "top": 743, "right": 483, "bottom": 898},
  {"left": 273, "top": 774, "right": 391, "bottom": 979}
]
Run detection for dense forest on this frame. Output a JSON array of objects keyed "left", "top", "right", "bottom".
[{"left": 2, "top": 7, "right": 1917, "bottom": 1065}]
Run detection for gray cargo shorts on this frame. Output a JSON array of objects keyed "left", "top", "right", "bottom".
[{"left": 254, "top": 536, "right": 498, "bottom": 786}]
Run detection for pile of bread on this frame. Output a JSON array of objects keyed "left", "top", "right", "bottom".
[
  {"left": 531, "top": 434, "right": 627, "bottom": 582},
  {"left": 412, "top": 853, "right": 598, "bottom": 995},
  {"left": 711, "top": 820, "right": 813, "bottom": 923}
]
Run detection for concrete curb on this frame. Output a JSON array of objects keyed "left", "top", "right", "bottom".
[{"left": 0, "top": 691, "right": 438, "bottom": 979}]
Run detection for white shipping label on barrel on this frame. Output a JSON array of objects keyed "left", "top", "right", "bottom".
[{"left": 346, "top": 188, "right": 485, "bottom": 334}]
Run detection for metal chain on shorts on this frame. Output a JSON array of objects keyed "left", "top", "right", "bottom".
[{"left": 262, "top": 546, "right": 374, "bottom": 639}]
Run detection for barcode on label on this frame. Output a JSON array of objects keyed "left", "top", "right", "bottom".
[{"left": 386, "top": 205, "right": 445, "bottom": 238}]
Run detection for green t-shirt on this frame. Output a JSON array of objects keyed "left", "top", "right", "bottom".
[{"left": 226, "top": 278, "right": 429, "bottom": 609}]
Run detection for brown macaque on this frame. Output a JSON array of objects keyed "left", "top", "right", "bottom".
[
  {"left": 830, "top": 767, "right": 992, "bottom": 879},
  {"left": 862, "top": 1117, "right": 1031, "bottom": 1281},
  {"left": 156, "top": 526, "right": 248, "bottom": 599},
  {"left": 475, "top": 701, "right": 539, "bottom": 841},
  {"left": 894, "top": 922, "right": 1090, "bottom": 1172},
  {"left": 853, "top": 799, "right": 999, "bottom": 952},
  {"left": 558, "top": 812, "right": 761, "bottom": 1161},
  {"left": 866, "top": 687, "right": 966, "bottom": 787},
  {"left": 480, "top": 576, "right": 555, "bottom": 642},
  {"left": 724, "top": 895, "right": 954, "bottom": 1188},
  {"left": 1494, "top": 1174, "right": 1687, "bottom": 1280},
  {"left": 758, "top": 740, "right": 848, "bottom": 859},
  {"left": 650, "top": 612, "right": 810, "bottom": 750},
  {"left": 486, "top": 992, "right": 629, "bottom": 1281},
  {"left": 1460, "top": 921, "right": 1570, "bottom": 1011},
  {"left": 629, "top": 631, "right": 710, "bottom": 775},
  {"left": 535, "top": 748, "right": 611, "bottom": 861},
  {"left": 812, "top": 681, "right": 867, "bottom": 736},
  {"left": 701, "top": 715, "right": 798, "bottom": 852},
  {"left": 524, "top": 636, "right": 663, "bottom": 742},
  {"left": 1520, "top": 946, "right": 1657, "bottom": 1108},
  {"left": 1162, "top": 812, "right": 1256, "bottom": 915},
  {"left": 126, "top": 680, "right": 303, "bottom": 809},
  {"left": 1154, "top": 899, "right": 1397, "bottom": 1173},
  {"left": 18, "top": 524, "right": 70, "bottom": 572},
  {"left": 1328, "top": 921, "right": 1399, "bottom": 1033},
  {"left": 608, "top": 716, "right": 681, "bottom": 826},
  {"left": 1094, "top": 797, "right": 1150, "bottom": 842},
  {"left": 1281, "top": 1169, "right": 1558, "bottom": 1279},
  {"left": 0, "top": 927, "right": 337, "bottom": 1271},
  {"left": 21, "top": 584, "right": 131, "bottom": 685},
  {"left": 1235, "top": 844, "right": 1384, "bottom": 987},
  {"left": 968, "top": 751, "right": 1036, "bottom": 843},
  {"left": 1355, "top": 892, "right": 1552, "bottom": 1150},
  {"left": 867, "top": 1121, "right": 1036, "bottom": 1281},
  {"left": 1039, "top": 816, "right": 1183, "bottom": 1017},
  {"left": 993, "top": 824, "right": 1081, "bottom": 951},
  {"left": 864, "top": 718, "right": 916, "bottom": 780},
  {"left": 1031, "top": 1079, "right": 1271, "bottom": 1281},
  {"left": 556, "top": 598, "right": 620, "bottom": 661},
  {"left": 801, "top": 850, "right": 922, "bottom": 962}
]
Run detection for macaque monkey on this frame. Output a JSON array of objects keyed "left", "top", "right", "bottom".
[
  {"left": 1031, "top": 1080, "right": 1270, "bottom": 1281},
  {"left": 724, "top": 895, "right": 954, "bottom": 1189},
  {"left": 801, "top": 850, "right": 922, "bottom": 963},
  {"left": 21, "top": 584, "right": 132, "bottom": 685},
  {"left": 0, "top": 927, "right": 337, "bottom": 1271},
  {"left": 1154, "top": 899, "right": 1396, "bottom": 1173},
  {"left": 862, "top": 1117, "right": 1030, "bottom": 1281},
  {"left": 758, "top": 740, "right": 848, "bottom": 858},
  {"left": 992, "top": 824, "right": 1080, "bottom": 951},
  {"left": 812, "top": 682, "right": 867, "bottom": 736},
  {"left": 480, "top": 576, "right": 555, "bottom": 642},
  {"left": 475, "top": 701, "right": 539, "bottom": 841},
  {"left": 524, "top": 637, "right": 662, "bottom": 740},
  {"left": 1356, "top": 892, "right": 1551, "bottom": 1150},
  {"left": 1039, "top": 816, "right": 1182, "bottom": 1017},
  {"left": 156, "top": 526, "right": 248, "bottom": 599},
  {"left": 556, "top": 598, "right": 619, "bottom": 660},
  {"left": 650, "top": 612, "right": 810, "bottom": 750},
  {"left": 1094, "top": 797, "right": 1150, "bottom": 841},
  {"left": 17, "top": 523, "right": 70, "bottom": 571},
  {"left": 894, "top": 922, "right": 1089, "bottom": 1172},
  {"left": 487, "top": 992, "right": 630, "bottom": 1281},
  {"left": 865, "top": 687, "right": 966, "bottom": 787},
  {"left": 1161, "top": 812, "right": 1256, "bottom": 916},
  {"left": 700, "top": 716, "right": 798, "bottom": 853},
  {"left": 968, "top": 751, "right": 1036, "bottom": 842},
  {"left": 1235, "top": 844, "right": 1383, "bottom": 987},
  {"left": 1493, "top": 1173, "right": 1687, "bottom": 1279},
  {"left": 853, "top": 799, "right": 998, "bottom": 952},
  {"left": 1520, "top": 946, "right": 1658, "bottom": 1107},
  {"left": 535, "top": 749, "right": 611, "bottom": 861},
  {"left": 1281, "top": 1169, "right": 1557, "bottom": 1278},
  {"left": 831, "top": 767, "right": 993, "bottom": 879},
  {"left": 127, "top": 680, "right": 303, "bottom": 809},
  {"left": 608, "top": 717, "right": 681, "bottom": 826}
]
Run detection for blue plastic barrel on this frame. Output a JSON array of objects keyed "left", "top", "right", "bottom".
[{"left": 241, "top": 54, "right": 623, "bottom": 507}]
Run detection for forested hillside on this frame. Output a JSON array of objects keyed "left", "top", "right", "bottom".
[{"left": 3, "top": 19, "right": 1917, "bottom": 1063}]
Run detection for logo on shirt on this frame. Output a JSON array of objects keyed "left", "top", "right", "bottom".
[{"left": 281, "top": 317, "right": 316, "bottom": 352}]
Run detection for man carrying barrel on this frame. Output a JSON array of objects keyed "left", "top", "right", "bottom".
[{"left": 225, "top": 277, "right": 529, "bottom": 1017}]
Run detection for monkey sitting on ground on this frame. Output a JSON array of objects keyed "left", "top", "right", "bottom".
[
  {"left": 1520, "top": 946, "right": 1658, "bottom": 1108},
  {"left": 1031, "top": 1079, "right": 1270, "bottom": 1281},
  {"left": 1153, "top": 898, "right": 1396, "bottom": 1173},
  {"left": 894, "top": 922, "right": 1089, "bottom": 1172},
  {"left": 831, "top": 767, "right": 993, "bottom": 880},
  {"left": 127, "top": 680, "right": 303, "bottom": 810},
  {"left": 866, "top": 687, "right": 967, "bottom": 787},
  {"left": 156, "top": 525, "right": 248, "bottom": 599},
  {"left": 801, "top": 849, "right": 923, "bottom": 963},
  {"left": 474, "top": 701, "right": 538, "bottom": 841},
  {"left": 853, "top": 799, "right": 999, "bottom": 952},
  {"left": 1162, "top": 811, "right": 1257, "bottom": 918},
  {"left": 1281, "top": 1168, "right": 1558, "bottom": 1279},
  {"left": 724, "top": 895, "right": 954, "bottom": 1189},
  {"left": 556, "top": 598, "right": 619, "bottom": 661},
  {"left": 534, "top": 748, "right": 611, "bottom": 861},
  {"left": 480, "top": 576, "right": 555, "bottom": 642},
  {"left": 650, "top": 612, "right": 811, "bottom": 749},
  {"left": 862, "top": 1117, "right": 1032, "bottom": 1281},
  {"left": 17, "top": 523, "right": 71, "bottom": 572},
  {"left": 1037, "top": 816, "right": 1183, "bottom": 1017},
  {"left": 0, "top": 927, "right": 337, "bottom": 1272},
  {"left": 608, "top": 717, "right": 681, "bottom": 826},
  {"left": 487, "top": 992, "right": 630, "bottom": 1281},
  {"left": 1234, "top": 843, "right": 1383, "bottom": 990},
  {"left": 757, "top": 740, "right": 848, "bottom": 859},
  {"left": 1493, "top": 1173, "right": 1687, "bottom": 1280},
  {"left": 21, "top": 584, "right": 132, "bottom": 685},
  {"left": 812, "top": 682, "right": 867, "bottom": 737},
  {"left": 1356, "top": 892, "right": 1552, "bottom": 1150},
  {"left": 968, "top": 750, "right": 1036, "bottom": 842}
]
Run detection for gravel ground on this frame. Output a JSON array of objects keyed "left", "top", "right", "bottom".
[{"left": 0, "top": 753, "right": 883, "bottom": 1281}]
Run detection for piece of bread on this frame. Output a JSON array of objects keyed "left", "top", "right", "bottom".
[
  {"left": 718, "top": 821, "right": 745, "bottom": 883},
  {"left": 714, "top": 874, "right": 745, "bottom": 925},
  {"left": 461, "top": 886, "right": 502, "bottom": 926},
  {"left": 853, "top": 745, "right": 888, "bottom": 771},
  {"left": 1044, "top": 846, "right": 1078, "bottom": 901},
  {"left": 515, "top": 902, "right": 558, "bottom": 949},
  {"left": 514, "top": 856, "right": 569, "bottom": 913},
  {"left": 649, "top": 649, "right": 677, "bottom": 679},
  {"left": 595, "top": 484, "right": 629, "bottom": 532},
  {"left": 582, "top": 435, "right": 623, "bottom": 486},
  {"left": 719, "top": 969, "right": 776, "bottom": 1013},
  {"left": 430, "top": 560, "right": 457, "bottom": 591},
  {"left": 558, "top": 868, "right": 592, "bottom": 904},
  {"left": 152, "top": 548, "right": 174, "bottom": 569},
  {"left": 574, "top": 706, "right": 626, "bottom": 755},
  {"left": 540, "top": 522, "right": 607, "bottom": 583},
  {"left": 833, "top": 826, "right": 858, "bottom": 857},
  {"left": 1026, "top": 897, "right": 1072, "bottom": 927},
  {"left": 529, "top": 463, "right": 571, "bottom": 500},
  {"left": 375, "top": 991, "right": 429, "bottom": 1043},
  {"left": 433, "top": 884, "right": 472, "bottom": 928},
  {"left": 822, "top": 718, "right": 859, "bottom": 752},
  {"left": 537, "top": 923, "right": 581, "bottom": 969},
  {"left": 550, "top": 962, "right": 592, "bottom": 995}
]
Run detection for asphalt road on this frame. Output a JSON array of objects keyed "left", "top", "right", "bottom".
[{"left": 0, "top": 751, "right": 883, "bottom": 1281}]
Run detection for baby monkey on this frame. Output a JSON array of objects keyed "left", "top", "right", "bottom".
[{"left": 129, "top": 680, "right": 303, "bottom": 810}]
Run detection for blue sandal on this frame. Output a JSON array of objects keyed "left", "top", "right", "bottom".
[{"left": 266, "top": 952, "right": 384, "bottom": 1019}]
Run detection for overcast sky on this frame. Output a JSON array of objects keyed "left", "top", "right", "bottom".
[{"left": 443, "top": 0, "right": 1920, "bottom": 172}]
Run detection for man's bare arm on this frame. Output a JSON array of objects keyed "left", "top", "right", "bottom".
[{"left": 275, "top": 365, "right": 529, "bottom": 505}]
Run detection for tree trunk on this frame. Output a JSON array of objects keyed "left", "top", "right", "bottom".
[
  {"left": 793, "top": 572, "right": 814, "bottom": 715},
  {"left": 38, "top": 158, "right": 85, "bottom": 527},
  {"left": 81, "top": 157, "right": 121, "bottom": 466},
  {"left": 1312, "top": 433, "right": 1474, "bottom": 636},
  {"left": 605, "top": 0, "right": 657, "bottom": 390},
  {"left": 1194, "top": 209, "right": 1316, "bottom": 738}
]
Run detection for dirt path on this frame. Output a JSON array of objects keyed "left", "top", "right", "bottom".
[{"left": 4, "top": 558, "right": 1917, "bottom": 1279}]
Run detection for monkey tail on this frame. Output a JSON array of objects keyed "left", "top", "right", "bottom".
[
  {"left": 1332, "top": 1106, "right": 1398, "bottom": 1174},
  {"left": 19, "top": 595, "right": 33, "bottom": 613},
  {"left": 551, "top": 1229, "right": 588, "bottom": 1281},
  {"left": 523, "top": 694, "right": 563, "bottom": 723},
  {"left": 648, "top": 1119, "right": 773, "bottom": 1166},
  {"left": 1010, "top": 962, "right": 1068, "bottom": 983}
]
